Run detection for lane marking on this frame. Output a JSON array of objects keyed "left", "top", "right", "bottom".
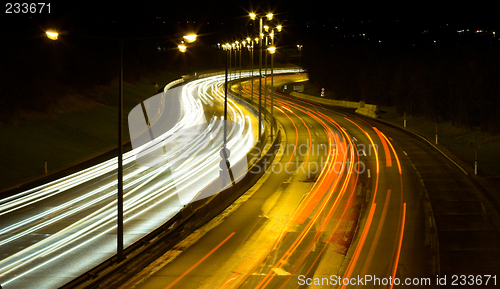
[
  {"left": 119, "top": 232, "right": 201, "bottom": 289},
  {"left": 164, "top": 232, "right": 235, "bottom": 289},
  {"left": 358, "top": 189, "right": 392, "bottom": 277},
  {"left": 367, "top": 169, "right": 371, "bottom": 178},
  {"left": 340, "top": 204, "right": 377, "bottom": 289},
  {"left": 389, "top": 203, "right": 406, "bottom": 289}
]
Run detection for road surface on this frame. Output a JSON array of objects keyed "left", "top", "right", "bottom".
[{"left": 119, "top": 74, "right": 438, "bottom": 289}]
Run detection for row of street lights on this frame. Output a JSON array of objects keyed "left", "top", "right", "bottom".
[
  {"left": 222, "top": 12, "right": 282, "bottom": 140},
  {"left": 46, "top": 30, "right": 197, "bottom": 53},
  {"left": 44, "top": 29, "right": 198, "bottom": 262},
  {"left": 42, "top": 10, "right": 283, "bottom": 264}
]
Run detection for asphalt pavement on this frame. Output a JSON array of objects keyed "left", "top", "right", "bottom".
[{"left": 120, "top": 75, "right": 444, "bottom": 289}]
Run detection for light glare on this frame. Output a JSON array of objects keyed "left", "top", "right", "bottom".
[
  {"left": 45, "top": 31, "right": 58, "bottom": 40},
  {"left": 183, "top": 34, "right": 197, "bottom": 43}
]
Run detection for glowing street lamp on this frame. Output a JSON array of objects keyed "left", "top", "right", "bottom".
[
  {"left": 43, "top": 28, "right": 198, "bottom": 263},
  {"left": 45, "top": 31, "right": 58, "bottom": 40},
  {"left": 178, "top": 43, "right": 187, "bottom": 53},
  {"left": 46, "top": 29, "right": 126, "bottom": 261},
  {"left": 183, "top": 34, "right": 197, "bottom": 43},
  {"left": 249, "top": 11, "right": 274, "bottom": 138}
]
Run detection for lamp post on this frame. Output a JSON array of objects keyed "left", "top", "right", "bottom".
[
  {"left": 45, "top": 30, "right": 195, "bottom": 263},
  {"left": 117, "top": 39, "right": 124, "bottom": 262},
  {"left": 233, "top": 43, "right": 237, "bottom": 81},
  {"left": 268, "top": 45, "right": 276, "bottom": 140},
  {"left": 238, "top": 41, "right": 243, "bottom": 87},
  {"left": 220, "top": 44, "right": 234, "bottom": 187},
  {"left": 246, "top": 37, "right": 257, "bottom": 104},
  {"left": 264, "top": 33, "right": 268, "bottom": 118},
  {"left": 297, "top": 44, "right": 303, "bottom": 73},
  {"left": 250, "top": 12, "right": 273, "bottom": 139},
  {"left": 261, "top": 24, "right": 281, "bottom": 141}
]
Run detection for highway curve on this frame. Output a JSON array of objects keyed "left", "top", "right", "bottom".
[{"left": 119, "top": 73, "right": 438, "bottom": 289}]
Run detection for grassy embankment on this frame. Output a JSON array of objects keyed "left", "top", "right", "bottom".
[
  {"left": 298, "top": 79, "right": 500, "bottom": 178},
  {"left": 0, "top": 71, "right": 179, "bottom": 190}
]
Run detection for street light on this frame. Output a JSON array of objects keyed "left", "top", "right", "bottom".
[
  {"left": 45, "top": 30, "right": 58, "bottom": 40},
  {"left": 47, "top": 30, "right": 125, "bottom": 261},
  {"left": 249, "top": 11, "right": 274, "bottom": 139},
  {"left": 246, "top": 37, "right": 258, "bottom": 104},
  {"left": 297, "top": 44, "right": 303, "bottom": 73},
  {"left": 183, "top": 34, "right": 197, "bottom": 43},
  {"left": 220, "top": 43, "right": 234, "bottom": 188},
  {"left": 45, "top": 30, "right": 196, "bottom": 263},
  {"left": 261, "top": 23, "right": 281, "bottom": 141},
  {"left": 178, "top": 43, "right": 187, "bottom": 53}
]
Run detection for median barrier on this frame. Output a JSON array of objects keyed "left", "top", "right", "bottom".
[
  {"left": 290, "top": 91, "right": 378, "bottom": 118},
  {"left": 355, "top": 107, "right": 378, "bottom": 118},
  {"left": 182, "top": 129, "right": 281, "bottom": 228}
]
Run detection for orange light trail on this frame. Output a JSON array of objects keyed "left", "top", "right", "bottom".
[
  {"left": 389, "top": 203, "right": 406, "bottom": 289},
  {"left": 253, "top": 99, "right": 359, "bottom": 288},
  {"left": 358, "top": 189, "right": 392, "bottom": 278},
  {"left": 377, "top": 128, "right": 402, "bottom": 175},
  {"left": 230, "top": 75, "right": 399, "bottom": 289},
  {"left": 340, "top": 204, "right": 377, "bottom": 289},
  {"left": 164, "top": 232, "right": 235, "bottom": 289},
  {"left": 343, "top": 117, "right": 380, "bottom": 203},
  {"left": 275, "top": 107, "right": 299, "bottom": 168},
  {"left": 118, "top": 232, "right": 200, "bottom": 289},
  {"left": 374, "top": 127, "right": 392, "bottom": 167}
]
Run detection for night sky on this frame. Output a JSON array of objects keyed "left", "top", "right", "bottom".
[{"left": 3, "top": 1, "right": 496, "bottom": 41}]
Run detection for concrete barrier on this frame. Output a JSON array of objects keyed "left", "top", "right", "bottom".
[
  {"left": 290, "top": 91, "right": 378, "bottom": 118},
  {"left": 355, "top": 107, "right": 378, "bottom": 118}
]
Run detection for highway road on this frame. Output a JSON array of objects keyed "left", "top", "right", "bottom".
[
  {"left": 0, "top": 73, "right": 264, "bottom": 289},
  {"left": 118, "top": 74, "right": 439, "bottom": 289},
  {"left": 3, "top": 71, "right": 498, "bottom": 289}
]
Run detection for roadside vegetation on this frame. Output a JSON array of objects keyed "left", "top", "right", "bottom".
[{"left": 300, "top": 26, "right": 500, "bottom": 178}]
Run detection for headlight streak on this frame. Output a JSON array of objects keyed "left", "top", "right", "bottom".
[
  {"left": 0, "top": 161, "right": 179, "bottom": 275},
  {"left": 0, "top": 72, "right": 260, "bottom": 287}
]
